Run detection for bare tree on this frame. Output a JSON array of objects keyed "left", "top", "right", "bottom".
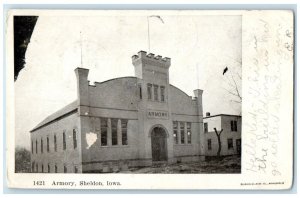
[
  {"left": 214, "top": 128, "right": 224, "bottom": 157},
  {"left": 222, "top": 57, "right": 242, "bottom": 104},
  {"left": 224, "top": 71, "right": 242, "bottom": 103}
]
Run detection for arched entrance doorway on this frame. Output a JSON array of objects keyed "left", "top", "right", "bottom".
[{"left": 151, "top": 127, "right": 168, "bottom": 161}]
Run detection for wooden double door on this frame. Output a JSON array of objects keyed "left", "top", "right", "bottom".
[{"left": 151, "top": 127, "right": 167, "bottom": 161}]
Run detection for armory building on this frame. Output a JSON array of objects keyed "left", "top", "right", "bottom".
[{"left": 29, "top": 51, "right": 239, "bottom": 173}]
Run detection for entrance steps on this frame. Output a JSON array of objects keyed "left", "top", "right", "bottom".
[{"left": 152, "top": 161, "right": 168, "bottom": 167}]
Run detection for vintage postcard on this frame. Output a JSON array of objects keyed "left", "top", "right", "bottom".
[{"left": 5, "top": 9, "right": 293, "bottom": 189}]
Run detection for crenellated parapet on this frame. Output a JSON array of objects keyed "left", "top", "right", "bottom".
[{"left": 132, "top": 50, "right": 171, "bottom": 69}]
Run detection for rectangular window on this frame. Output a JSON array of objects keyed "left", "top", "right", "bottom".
[
  {"left": 74, "top": 166, "right": 78, "bottom": 173},
  {"left": 231, "top": 120, "right": 237, "bottom": 131},
  {"left": 54, "top": 135, "right": 57, "bottom": 152},
  {"left": 160, "top": 86, "right": 165, "bottom": 102},
  {"left": 48, "top": 164, "right": 50, "bottom": 173},
  {"left": 64, "top": 166, "right": 67, "bottom": 173},
  {"left": 228, "top": 138, "right": 233, "bottom": 149},
  {"left": 121, "top": 119, "right": 128, "bottom": 145},
  {"left": 36, "top": 164, "right": 38, "bottom": 173},
  {"left": 31, "top": 141, "right": 33, "bottom": 154},
  {"left": 138, "top": 84, "right": 142, "bottom": 99},
  {"left": 47, "top": 137, "right": 49, "bottom": 152},
  {"left": 187, "top": 122, "right": 192, "bottom": 144},
  {"left": 147, "top": 83, "right": 152, "bottom": 100},
  {"left": 180, "top": 122, "right": 185, "bottom": 144},
  {"left": 154, "top": 84, "right": 158, "bottom": 101},
  {"left": 208, "top": 139, "right": 212, "bottom": 150},
  {"left": 101, "top": 118, "right": 108, "bottom": 146},
  {"left": 111, "top": 118, "right": 118, "bottom": 145},
  {"left": 55, "top": 165, "right": 57, "bottom": 173},
  {"left": 41, "top": 164, "right": 44, "bottom": 173},
  {"left": 204, "top": 122, "right": 208, "bottom": 133},
  {"left": 173, "top": 121, "right": 178, "bottom": 144},
  {"left": 41, "top": 138, "right": 43, "bottom": 153},
  {"left": 35, "top": 140, "right": 38, "bottom": 154},
  {"left": 63, "top": 131, "right": 66, "bottom": 150},
  {"left": 73, "top": 129, "right": 77, "bottom": 149}
]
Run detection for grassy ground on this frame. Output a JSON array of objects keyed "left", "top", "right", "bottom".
[{"left": 122, "top": 155, "right": 241, "bottom": 174}]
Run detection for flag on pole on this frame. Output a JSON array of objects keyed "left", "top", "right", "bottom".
[
  {"left": 149, "top": 15, "right": 164, "bottom": 24},
  {"left": 147, "top": 15, "right": 164, "bottom": 52}
]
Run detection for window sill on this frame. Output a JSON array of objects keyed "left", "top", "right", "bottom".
[
  {"left": 174, "top": 144, "right": 193, "bottom": 146},
  {"left": 147, "top": 99, "right": 167, "bottom": 103},
  {"left": 99, "top": 145, "right": 130, "bottom": 148}
]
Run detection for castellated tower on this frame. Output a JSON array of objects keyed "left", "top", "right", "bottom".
[
  {"left": 132, "top": 50, "right": 171, "bottom": 82},
  {"left": 131, "top": 51, "right": 174, "bottom": 164}
]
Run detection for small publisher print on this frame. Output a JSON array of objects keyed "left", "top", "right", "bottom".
[{"left": 33, "top": 181, "right": 45, "bottom": 186}]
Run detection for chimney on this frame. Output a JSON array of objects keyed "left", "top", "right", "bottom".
[
  {"left": 74, "top": 68, "right": 89, "bottom": 106},
  {"left": 193, "top": 89, "right": 205, "bottom": 158},
  {"left": 206, "top": 112, "right": 211, "bottom": 117}
]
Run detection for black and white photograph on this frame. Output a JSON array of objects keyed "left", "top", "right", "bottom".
[
  {"left": 6, "top": 9, "right": 293, "bottom": 189},
  {"left": 14, "top": 13, "right": 242, "bottom": 174}
]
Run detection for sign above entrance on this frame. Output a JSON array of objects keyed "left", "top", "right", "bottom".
[{"left": 147, "top": 110, "right": 169, "bottom": 119}]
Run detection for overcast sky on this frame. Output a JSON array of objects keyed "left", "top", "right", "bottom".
[{"left": 15, "top": 13, "right": 241, "bottom": 149}]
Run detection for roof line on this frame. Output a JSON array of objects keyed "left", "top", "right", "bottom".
[
  {"left": 30, "top": 108, "right": 78, "bottom": 133},
  {"left": 169, "top": 84, "right": 192, "bottom": 98},
  {"left": 203, "top": 114, "right": 242, "bottom": 119},
  {"left": 93, "top": 76, "right": 137, "bottom": 85}
]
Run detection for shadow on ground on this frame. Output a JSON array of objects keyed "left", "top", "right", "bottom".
[{"left": 121, "top": 155, "right": 241, "bottom": 174}]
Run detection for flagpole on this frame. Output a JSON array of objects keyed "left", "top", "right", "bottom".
[
  {"left": 80, "top": 31, "right": 83, "bottom": 67},
  {"left": 147, "top": 16, "right": 150, "bottom": 53},
  {"left": 196, "top": 63, "right": 199, "bottom": 89},
  {"left": 147, "top": 15, "right": 164, "bottom": 53}
]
